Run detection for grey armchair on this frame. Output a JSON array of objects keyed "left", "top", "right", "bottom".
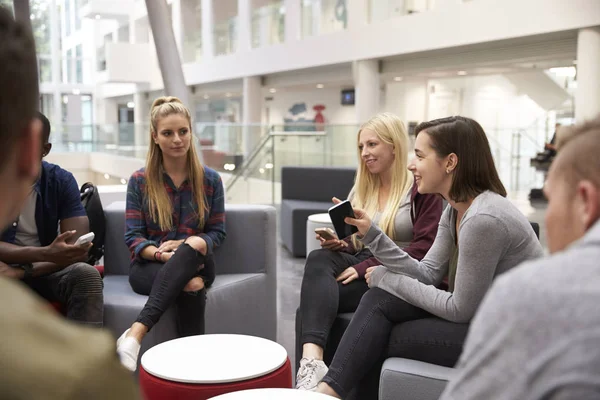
[{"left": 102, "top": 202, "right": 277, "bottom": 366}]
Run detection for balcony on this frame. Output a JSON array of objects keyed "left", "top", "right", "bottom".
[
  {"left": 95, "top": 42, "right": 160, "bottom": 85},
  {"left": 79, "top": 0, "right": 135, "bottom": 22}
]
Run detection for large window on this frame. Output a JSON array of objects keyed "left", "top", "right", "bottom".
[
  {"left": 252, "top": 1, "right": 284, "bottom": 48},
  {"left": 302, "top": 0, "right": 347, "bottom": 38}
]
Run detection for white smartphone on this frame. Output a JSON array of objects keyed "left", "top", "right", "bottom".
[{"left": 74, "top": 232, "right": 95, "bottom": 246}]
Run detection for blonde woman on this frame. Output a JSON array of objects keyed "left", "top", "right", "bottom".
[
  {"left": 295, "top": 113, "right": 443, "bottom": 390},
  {"left": 116, "top": 96, "right": 226, "bottom": 371}
]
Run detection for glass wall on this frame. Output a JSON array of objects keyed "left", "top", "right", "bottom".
[
  {"left": 214, "top": 17, "right": 238, "bottom": 55},
  {"left": 369, "top": 0, "right": 435, "bottom": 23},
  {"left": 302, "top": 0, "right": 347, "bottom": 38},
  {"left": 183, "top": 0, "right": 202, "bottom": 62},
  {"left": 252, "top": 1, "right": 285, "bottom": 48}
]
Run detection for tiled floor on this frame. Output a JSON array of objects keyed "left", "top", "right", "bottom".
[{"left": 274, "top": 193, "right": 549, "bottom": 369}]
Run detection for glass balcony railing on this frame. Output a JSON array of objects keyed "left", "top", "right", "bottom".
[
  {"left": 252, "top": 1, "right": 285, "bottom": 48},
  {"left": 49, "top": 121, "right": 550, "bottom": 205}
]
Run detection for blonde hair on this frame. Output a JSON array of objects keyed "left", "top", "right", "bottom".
[
  {"left": 145, "top": 96, "right": 208, "bottom": 231},
  {"left": 351, "top": 113, "right": 413, "bottom": 249}
]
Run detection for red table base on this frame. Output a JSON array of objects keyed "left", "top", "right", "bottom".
[{"left": 140, "top": 357, "right": 292, "bottom": 400}]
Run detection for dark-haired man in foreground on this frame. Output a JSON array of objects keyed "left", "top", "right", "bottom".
[{"left": 0, "top": 6, "right": 138, "bottom": 399}]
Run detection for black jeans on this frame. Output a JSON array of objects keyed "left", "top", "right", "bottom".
[
  {"left": 129, "top": 243, "right": 212, "bottom": 336},
  {"left": 322, "top": 287, "right": 432, "bottom": 398},
  {"left": 26, "top": 262, "right": 104, "bottom": 328},
  {"left": 299, "top": 248, "right": 372, "bottom": 349}
]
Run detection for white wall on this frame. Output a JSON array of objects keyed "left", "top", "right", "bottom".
[
  {"left": 384, "top": 79, "right": 428, "bottom": 124},
  {"left": 265, "top": 87, "right": 356, "bottom": 125}
]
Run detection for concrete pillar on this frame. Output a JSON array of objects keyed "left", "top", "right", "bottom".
[
  {"left": 575, "top": 27, "right": 600, "bottom": 122},
  {"left": 243, "top": 76, "right": 263, "bottom": 158},
  {"left": 201, "top": 0, "right": 215, "bottom": 59},
  {"left": 354, "top": 59, "right": 380, "bottom": 124},
  {"left": 171, "top": 0, "right": 184, "bottom": 54},
  {"left": 49, "top": 0, "right": 63, "bottom": 128},
  {"left": 133, "top": 91, "right": 149, "bottom": 152},
  {"left": 237, "top": 0, "right": 252, "bottom": 52},
  {"left": 144, "top": 0, "right": 189, "bottom": 105},
  {"left": 284, "top": 0, "right": 301, "bottom": 42}
]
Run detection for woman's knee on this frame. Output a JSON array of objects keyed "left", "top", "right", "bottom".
[
  {"left": 358, "top": 287, "right": 394, "bottom": 309},
  {"left": 304, "top": 249, "right": 338, "bottom": 276},
  {"left": 186, "top": 236, "right": 207, "bottom": 255}
]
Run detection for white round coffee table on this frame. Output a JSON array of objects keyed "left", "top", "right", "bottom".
[
  {"left": 306, "top": 213, "right": 335, "bottom": 256},
  {"left": 209, "top": 388, "right": 335, "bottom": 399},
  {"left": 139, "top": 334, "right": 292, "bottom": 399}
]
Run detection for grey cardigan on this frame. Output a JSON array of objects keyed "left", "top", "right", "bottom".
[{"left": 362, "top": 191, "right": 544, "bottom": 323}]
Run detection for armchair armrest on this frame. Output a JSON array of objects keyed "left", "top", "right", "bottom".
[{"left": 379, "top": 358, "right": 457, "bottom": 400}]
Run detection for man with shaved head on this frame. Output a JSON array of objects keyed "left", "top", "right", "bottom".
[{"left": 441, "top": 116, "right": 600, "bottom": 400}]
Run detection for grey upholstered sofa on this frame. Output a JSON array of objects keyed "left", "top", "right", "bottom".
[
  {"left": 280, "top": 166, "right": 355, "bottom": 257},
  {"left": 102, "top": 202, "right": 277, "bottom": 366}
]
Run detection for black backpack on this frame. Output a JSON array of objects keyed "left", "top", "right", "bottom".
[{"left": 80, "top": 183, "right": 105, "bottom": 265}]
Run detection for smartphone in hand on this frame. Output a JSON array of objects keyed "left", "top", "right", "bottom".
[
  {"left": 328, "top": 200, "right": 359, "bottom": 239},
  {"left": 315, "top": 227, "right": 337, "bottom": 241},
  {"left": 74, "top": 232, "right": 95, "bottom": 246}
]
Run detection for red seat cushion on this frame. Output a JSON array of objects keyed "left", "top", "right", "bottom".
[{"left": 140, "top": 357, "right": 292, "bottom": 400}]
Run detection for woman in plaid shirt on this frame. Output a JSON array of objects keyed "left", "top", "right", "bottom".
[{"left": 116, "top": 96, "right": 226, "bottom": 371}]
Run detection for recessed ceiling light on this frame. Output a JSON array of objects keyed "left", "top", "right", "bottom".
[
  {"left": 203, "top": 94, "right": 209, "bottom": 99},
  {"left": 316, "top": 84, "right": 324, "bottom": 89},
  {"left": 269, "top": 88, "right": 276, "bottom": 93},
  {"left": 120, "top": 178, "right": 127, "bottom": 185},
  {"left": 103, "top": 173, "right": 110, "bottom": 180},
  {"left": 126, "top": 101, "right": 135, "bottom": 108},
  {"left": 72, "top": 89, "right": 81, "bottom": 95},
  {"left": 393, "top": 77, "right": 403, "bottom": 82},
  {"left": 225, "top": 93, "right": 232, "bottom": 97},
  {"left": 457, "top": 71, "right": 467, "bottom": 76},
  {"left": 95, "top": 14, "right": 101, "bottom": 20}
]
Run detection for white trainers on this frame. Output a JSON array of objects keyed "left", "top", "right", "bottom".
[
  {"left": 116, "top": 328, "right": 141, "bottom": 372},
  {"left": 295, "top": 358, "right": 328, "bottom": 391}
]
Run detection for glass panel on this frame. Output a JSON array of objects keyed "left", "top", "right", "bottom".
[
  {"left": 369, "top": 0, "right": 435, "bottom": 23},
  {"left": 214, "top": 17, "right": 237, "bottom": 56},
  {"left": 38, "top": 56, "right": 52, "bottom": 83},
  {"left": 65, "top": 0, "right": 71, "bottom": 36},
  {"left": 252, "top": 1, "right": 285, "bottom": 48},
  {"left": 182, "top": 0, "right": 202, "bottom": 62},
  {"left": 66, "top": 49, "right": 73, "bottom": 83},
  {"left": 76, "top": 45, "right": 83, "bottom": 83},
  {"left": 302, "top": 0, "right": 347, "bottom": 38}
]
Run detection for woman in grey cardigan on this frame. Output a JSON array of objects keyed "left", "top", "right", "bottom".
[{"left": 312, "top": 116, "right": 544, "bottom": 398}]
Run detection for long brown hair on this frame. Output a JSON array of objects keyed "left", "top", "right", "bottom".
[
  {"left": 145, "top": 96, "right": 208, "bottom": 231},
  {"left": 415, "top": 116, "right": 506, "bottom": 202}
]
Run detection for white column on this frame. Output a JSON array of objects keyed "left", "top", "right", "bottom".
[
  {"left": 243, "top": 76, "right": 263, "bottom": 158},
  {"left": 134, "top": 91, "right": 149, "bottom": 154},
  {"left": 354, "top": 59, "right": 380, "bottom": 124},
  {"left": 171, "top": 0, "right": 184, "bottom": 55},
  {"left": 347, "top": 0, "right": 368, "bottom": 30},
  {"left": 284, "top": 0, "right": 301, "bottom": 42},
  {"left": 49, "top": 0, "right": 62, "bottom": 129},
  {"left": 201, "top": 0, "right": 215, "bottom": 59},
  {"left": 575, "top": 27, "right": 600, "bottom": 122},
  {"left": 237, "top": 0, "right": 252, "bottom": 52}
]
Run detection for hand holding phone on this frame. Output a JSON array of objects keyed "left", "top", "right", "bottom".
[
  {"left": 74, "top": 232, "right": 95, "bottom": 246},
  {"left": 330, "top": 197, "right": 372, "bottom": 237},
  {"left": 315, "top": 227, "right": 347, "bottom": 251}
]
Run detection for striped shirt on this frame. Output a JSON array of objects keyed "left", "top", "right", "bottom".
[{"left": 124, "top": 166, "right": 226, "bottom": 264}]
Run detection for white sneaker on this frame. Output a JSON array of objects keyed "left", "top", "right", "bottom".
[
  {"left": 116, "top": 328, "right": 141, "bottom": 372},
  {"left": 296, "top": 358, "right": 328, "bottom": 391}
]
